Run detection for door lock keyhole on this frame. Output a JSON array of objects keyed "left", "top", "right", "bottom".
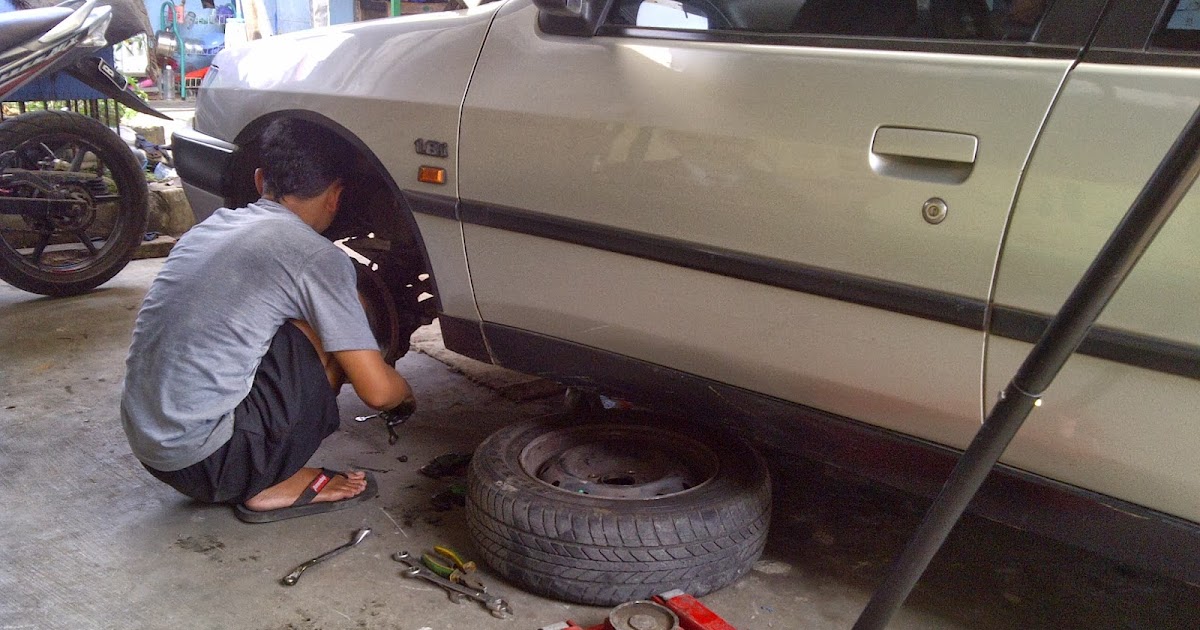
[{"left": 923, "top": 198, "right": 948, "bottom": 224}]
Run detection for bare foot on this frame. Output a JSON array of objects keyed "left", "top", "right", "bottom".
[{"left": 243, "top": 468, "right": 368, "bottom": 512}]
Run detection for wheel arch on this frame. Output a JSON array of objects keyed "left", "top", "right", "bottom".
[{"left": 226, "top": 109, "right": 443, "bottom": 314}]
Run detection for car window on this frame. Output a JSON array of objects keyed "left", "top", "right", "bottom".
[
  {"left": 607, "top": 0, "right": 1052, "bottom": 42},
  {"left": 1152, "top": 0, "right": 1200, "bottom": 50},
  {"left": 635, "top": 0, "right": 712, "bottom": 29}
]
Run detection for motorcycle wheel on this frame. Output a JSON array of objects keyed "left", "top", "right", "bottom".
[{"left": 0, "top": 110, "right": 148, "bottom": 296}]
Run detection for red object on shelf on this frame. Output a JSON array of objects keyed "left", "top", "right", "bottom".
[{"left": 184, "top": 67, "right": 209, "bottom": 80}]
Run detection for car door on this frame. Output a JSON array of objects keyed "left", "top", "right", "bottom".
[
  {"left": 457, "top": 0, "right": 1102, "bottom": 451},
  {"left": 987, "top": 0, "right": 1200, "bottom": 527}
]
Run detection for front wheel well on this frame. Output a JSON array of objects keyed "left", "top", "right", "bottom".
[{"left": 227, "top": 111, "right": 439, "bottom": 356}]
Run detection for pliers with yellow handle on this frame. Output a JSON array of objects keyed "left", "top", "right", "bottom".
[{"left": 421, "top": 545, "right": 485, "bottom": 591}]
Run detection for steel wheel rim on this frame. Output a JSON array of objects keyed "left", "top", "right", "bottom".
[{"left": 519, "top": 423, "right": 720, "bottom": 500}]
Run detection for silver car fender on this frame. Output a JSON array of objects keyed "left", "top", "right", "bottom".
[{"left": 189, "top": 5, "right": 507, "bottom": 321}]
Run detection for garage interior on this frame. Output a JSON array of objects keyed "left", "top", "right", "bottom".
[{"left": 2, "top": 258, "right": 1198, "bottom": 629}]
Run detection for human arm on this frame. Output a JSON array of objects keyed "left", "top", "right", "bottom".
[{"left": 333, "top": 348, "right": 414, "bottom": 410}]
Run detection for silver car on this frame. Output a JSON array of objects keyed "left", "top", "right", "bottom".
[{"left": 175, "top": 0, "right": 1200, "bottom": 599}]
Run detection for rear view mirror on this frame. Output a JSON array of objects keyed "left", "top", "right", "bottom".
[{"left": 533, "top": 0, "right": 610, "bottom": 36}]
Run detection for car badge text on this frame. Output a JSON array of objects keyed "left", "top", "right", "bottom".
[{"left": 415, "top": 139, "right": 449, "bottom": 159}]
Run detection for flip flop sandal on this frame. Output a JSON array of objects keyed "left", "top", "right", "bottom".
[{"left": 234, "top": 468, "right": 378, "bottom": 524}]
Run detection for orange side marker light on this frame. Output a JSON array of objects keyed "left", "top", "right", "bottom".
[{"left": 418, "top": 166, "right": 446, "bottom": 185}]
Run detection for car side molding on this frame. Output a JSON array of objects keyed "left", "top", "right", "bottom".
[{"left": 442, "top": 198, "right": 1200, "bottom": 382}]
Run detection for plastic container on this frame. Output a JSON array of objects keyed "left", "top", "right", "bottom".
[{"left": 161, "top": 65, "right": 175, "bottom": 100}]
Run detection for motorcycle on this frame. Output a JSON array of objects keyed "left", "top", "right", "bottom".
[{"left": 0, "top": 0, "right": 168, "bottom": 296}]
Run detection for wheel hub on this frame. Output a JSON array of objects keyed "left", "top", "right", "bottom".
[
  {"left": 51, "top": 185, "right": 95, "bottom": 231},
  {"left": 520, "top": 424, "right": 720, "bottom": 500}
]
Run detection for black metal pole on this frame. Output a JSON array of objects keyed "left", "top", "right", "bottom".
[{"left": 853, "top": 102, "right": 1200, "bottom": 630}]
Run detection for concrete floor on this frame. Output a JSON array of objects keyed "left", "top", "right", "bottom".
[{"left": 2, "top": 259, "right": 1198, "bottom": 629}]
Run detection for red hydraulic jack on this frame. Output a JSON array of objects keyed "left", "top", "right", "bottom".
[{"left": 538, "top": 590, "right": 736, "bottom": 630}]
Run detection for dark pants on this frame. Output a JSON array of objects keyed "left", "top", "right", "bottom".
[{"left": 145, "top": 322, "right": 341, "bottom": 504}]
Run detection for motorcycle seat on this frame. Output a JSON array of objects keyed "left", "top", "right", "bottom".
[{"left": 0, "top": 7, "right": 75, "bottom": 55}]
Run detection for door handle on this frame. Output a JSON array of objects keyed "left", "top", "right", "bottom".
[
  {"left": 872, "top": 127, "right": 978, "bottom": 163},
  {"left": 870, "top": 126, "right": 978, "bottom": 184}
]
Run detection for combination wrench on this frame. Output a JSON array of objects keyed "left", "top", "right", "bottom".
[
  {"left": 392, "top": 550, "right": 514, "bottom": 618},
  {"left": 281, "top": 528, "right": 371, "bottom": 586}
]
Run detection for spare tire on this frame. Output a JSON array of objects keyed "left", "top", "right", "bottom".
[{"left": 466, "top": 410, "right": 771, "bottom": 606}]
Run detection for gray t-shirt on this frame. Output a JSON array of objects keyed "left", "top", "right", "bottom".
[{"left": 121, "top": 199, "right": 379, "bottom": 471}]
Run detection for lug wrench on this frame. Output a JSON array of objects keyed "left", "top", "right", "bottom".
[
  {"left": 392, "top": 551, "right": 514, "bottom": 618},
  {"left": 281, "top": 528, "right": 371, "bottom": 586}
]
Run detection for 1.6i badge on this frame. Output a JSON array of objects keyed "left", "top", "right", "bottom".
[{"left": 415, "top": 138, "right": 449, "bottom": 158}]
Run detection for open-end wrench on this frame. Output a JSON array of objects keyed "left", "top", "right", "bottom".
[
  {"left": 281, "top": 528, "right": 371, "bottom": 586},
  {"left": 392, "top": 551, "right": 514, "bottom": 618}
]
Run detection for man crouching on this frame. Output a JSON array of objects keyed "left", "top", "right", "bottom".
[{"left": 121, "top": 118, "right": 414, "bottom": 523}]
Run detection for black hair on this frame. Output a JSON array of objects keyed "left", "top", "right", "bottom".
[{"left": 257, "top": 118, "right": 355, "bottom": 200}]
